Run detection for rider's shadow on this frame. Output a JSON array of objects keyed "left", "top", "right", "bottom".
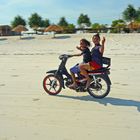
[{"left": 57, "top": 94, "right": 140, "bottom": 112}]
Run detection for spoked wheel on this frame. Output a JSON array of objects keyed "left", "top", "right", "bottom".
[
  {"left": 43, "top": 74, "right": 62, "bottom": 95},
  {"left": 87, "top": 75, "right": 110, "bottom": 98}
]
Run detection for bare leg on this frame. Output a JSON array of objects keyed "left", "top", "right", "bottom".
[
  {"left": 69, "top": 72, "right": 77, "bottom": 88},
  {"left": 79, "top": 63, "right": 91, "bottom": 89}
]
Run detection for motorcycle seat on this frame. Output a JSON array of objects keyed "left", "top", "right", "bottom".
[
  {"left": 88, "top": 67, "right": 110, "bottom": 74},
  {"left": 88, "top": 57, "right": 111, "bottom": 74}
]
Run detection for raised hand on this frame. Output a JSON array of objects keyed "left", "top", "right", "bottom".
[
  {"left": 76, "top": 46, "right": 82, "bottom": 50},
  {"left": 102, "top": 37, "right": 106, "bottom": 46}
]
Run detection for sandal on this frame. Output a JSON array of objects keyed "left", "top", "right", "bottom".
[{"left": 68, "top": 83, "right": 77, "bottom": 89}]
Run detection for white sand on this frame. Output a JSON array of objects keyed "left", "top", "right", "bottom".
[{"left": 0, "top": 33, "right": 140, "bottom": 140}]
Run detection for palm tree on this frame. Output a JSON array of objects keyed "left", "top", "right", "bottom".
[{"left": 123, "top": 4, "right": 137, "bottom": 31}]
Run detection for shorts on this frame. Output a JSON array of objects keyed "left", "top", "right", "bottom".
[
  {"left": 70, "top": 64, "right": 80, "bottom": 74},
  {"left": 89, "top": 61, "right": 102, "bottom": 70}
]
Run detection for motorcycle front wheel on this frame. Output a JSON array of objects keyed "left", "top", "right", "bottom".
[
  {"left": 87, "top": 75, "right": 110, "bottom": 99},
  {"left": 43, "top": 74, "right": 62, "bottom": 95}
]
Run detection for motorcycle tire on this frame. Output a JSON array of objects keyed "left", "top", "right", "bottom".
[
  {"left": 87, "top": 75, "right": 110, "bottom": 99},
  {"left": 43, "top": 74, "right": 62, "bottom": 95}
]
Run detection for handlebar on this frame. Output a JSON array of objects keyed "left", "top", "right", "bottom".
[{"left": 59, "top": 54, "right": 73, "bottom": 60}]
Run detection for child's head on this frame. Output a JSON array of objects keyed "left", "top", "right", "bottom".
[
  {"left": 92, "top": 33, "right": 100, "bottom": 45},
  {"left": 80, "top": 39, "right": 90, "bottom": 48}
]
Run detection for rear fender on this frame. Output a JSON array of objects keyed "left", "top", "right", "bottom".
[{"left": 102, "top": 74, "right": 111, "bottom": 85}]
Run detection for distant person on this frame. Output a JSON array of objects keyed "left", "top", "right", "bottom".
[
  {"left": 79, "top": 33, "right": 106, "bottom": 89},
  {"left": 69, "top": 38, "right": 91, "bottom": 89}
]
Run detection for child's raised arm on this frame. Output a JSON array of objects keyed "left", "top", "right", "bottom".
[{"left": 100, "top": 37, "right": 105, "bottom": 54}]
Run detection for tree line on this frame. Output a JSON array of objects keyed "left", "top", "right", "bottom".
[
  {"left": 11, "top": 4, "right": 140, "bottom": 33},
  {"left": 11, "top": 13, "right": 91, "bottom": 33}
]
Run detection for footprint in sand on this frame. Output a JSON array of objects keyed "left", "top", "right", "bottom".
[
  {"left": 11, "top": 75, "right": 19, "bottom": 77},
  {"left": 113, "top": 82, "right": 120, "bottom": 85},
  {"left": 33, "top": 98, "right": 40, "bottom": 101},
  {"left": 113, "top": 82, "right": 128, "bottom": 86},
  {"left": 121, "top": 84, "right": 128, "bottom": 86},
  {"left": 0, "top": 84, "right": 5, "bottom": 87}
]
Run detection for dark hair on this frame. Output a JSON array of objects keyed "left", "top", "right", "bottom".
[
  {"left": 81, "top": 38, "right": 90, "bottom": 47},
  {"left": 93, "top": 33, "right": 100, "bottom": 40}
]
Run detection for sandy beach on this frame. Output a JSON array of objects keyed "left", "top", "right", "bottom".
[{"left": 0, "top": 33, "right": 140, "bottom": 140}]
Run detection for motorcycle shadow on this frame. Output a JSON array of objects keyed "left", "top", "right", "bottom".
[{"left": 56, "top": 94, "right": 140, "bottom": 112}]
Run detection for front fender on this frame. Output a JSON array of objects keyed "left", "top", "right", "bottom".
[{"left": 46, "top": 70, "right": 57, "bottom": 74}]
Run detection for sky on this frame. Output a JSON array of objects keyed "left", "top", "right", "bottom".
[{"left": 0, "top": 0, "right": 140, "bottom": 26}]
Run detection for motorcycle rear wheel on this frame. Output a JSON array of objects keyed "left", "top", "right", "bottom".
[
  {"left": 43, "top": 74, "right": 62, "bottom": 95},
  {"left": 87, "top": 75, "right": 110, "bottom": 99}
]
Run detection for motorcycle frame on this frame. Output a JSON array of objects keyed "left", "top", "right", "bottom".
[
  {"left": 46, "top": 57, "right": 71, "bottom": 89},
  {"left": 46, "top": 55, "right": 111, "bottom": 89}
]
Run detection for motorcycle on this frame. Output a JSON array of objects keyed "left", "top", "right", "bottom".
[{"left": 43, "top": 54, "right": 111, "bottom": 99}]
